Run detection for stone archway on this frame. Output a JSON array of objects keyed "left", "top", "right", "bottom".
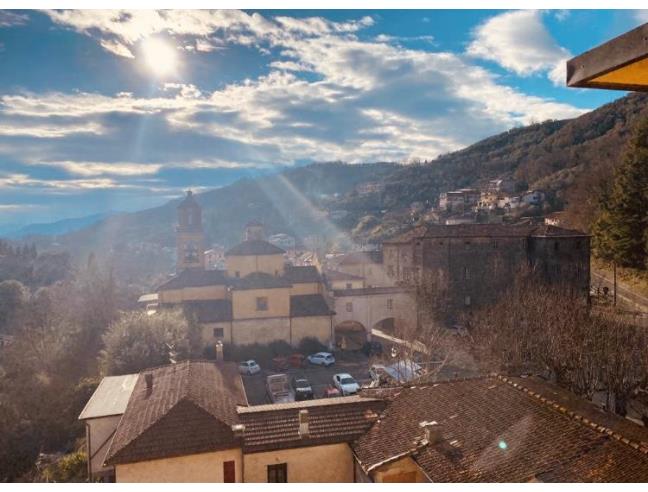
[
  {"left": 334, "top": 320, "right": 367, "bottom": 351},
  {"left": 373, "top": 317, "right": 396, "bottom": 336}
]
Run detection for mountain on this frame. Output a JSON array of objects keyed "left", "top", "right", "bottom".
[
  {"left": 27, "top": 92, "right": 648, "bottom": 288},
  {"left": 2, "top": 212, "right": 115, "bottom": 239}
]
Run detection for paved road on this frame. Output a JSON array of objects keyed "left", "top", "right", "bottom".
[{"left": 591, "top": 270, "right": 648, "bottom": 313}]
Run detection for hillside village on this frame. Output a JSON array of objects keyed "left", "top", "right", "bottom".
[{"left": 2, "top": 12, "right": 648, "bottom": 485}]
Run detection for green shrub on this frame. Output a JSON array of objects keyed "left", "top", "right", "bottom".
[
  {"left": 297, "top": 337, "right": 327, "bottom": 355},
  {"left": 42, "top": 451, "right": 87, "bottom": 482}
]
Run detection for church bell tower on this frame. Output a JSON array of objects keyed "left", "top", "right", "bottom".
[{"left": 176, "top": 190, "right": 205, "bottom": 272}]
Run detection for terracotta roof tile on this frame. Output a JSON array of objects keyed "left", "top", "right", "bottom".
[
  {"left": 157, "top": 269, "right": 228, "bottom": 291},
  {"left": 225, "top": 240, "right": 285, "bottom": 256},
  {"left": 284, "top": 265, "right": 322, "bottom": 283},
  {"left": 353, "top": 377, "right": 648, "bottom": 482},
  {"left": 104, "top": 361, "right": 247, "bottom": 465},
  {"left": 238, "top": 396, "right": 385, "bottom": 453},
  {"left": 385, "top": 224, "right": 588, "bottom": 244}
]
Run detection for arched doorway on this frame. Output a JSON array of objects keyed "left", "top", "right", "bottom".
[
  {"left": 334, "top": 320, "right": 367, "bottom": 351},
  {"left": 373, "top": 317, "right": 396, "bottom": 336}
]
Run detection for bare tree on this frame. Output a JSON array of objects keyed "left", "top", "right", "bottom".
[{"left": 468, "top": 270, "right": 648, "bottom": 417}]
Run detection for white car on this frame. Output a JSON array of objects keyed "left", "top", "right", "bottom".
[
  {"left": 333, "top": 373, "right": 360, "bottom": 396},
  {"left": 238, "top": 360, "right": 261, "bottom": 375},
  {"left": 307, "top": 352, "right": 335, "bottom": 367}
]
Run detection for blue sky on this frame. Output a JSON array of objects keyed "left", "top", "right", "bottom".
[{"left": 0, "top": 9, "right": 646, "bottom": 227}]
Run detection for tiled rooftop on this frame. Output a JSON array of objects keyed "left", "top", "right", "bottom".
[
  {"left": 385, "top": 224, "right": 588, "bottom": 244},
  {"left": 353, "top": 376, "right": 648, "bottom": 482},
  {"left": 238, "top": 396, "right": 385, "bottom": 453},
  {"left": 104, "top": 361, "right": 247, "bottom": 465}
]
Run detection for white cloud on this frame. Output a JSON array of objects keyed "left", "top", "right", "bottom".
[
  {"left": 0, "top": 10, "right": 29, "bottom": 27},
  {"left": 0, "top": 9, "right": 590, "bottom": 189},
  {"left": 100, "top": 38, "right": 134, "bottom": 58},
  {"left": 467, "top": 10, "right": 571, "bottom": 85},
  {"left": 39, "top": 161, "right": 163, "bottom": 177}
]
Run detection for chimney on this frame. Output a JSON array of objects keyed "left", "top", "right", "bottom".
[
  {"left": 298, "top": 409, "right": 309, "bottom": 438},
  {"left": 145, "top": 373, "right": 153, "bottom": 395},
  {"left": 231, "top": 424, "right": 245, "bottom": 439},
  {"left": 419, "top": 420, "right": 440, "bottom": 444},
  {"left": 215, "top": 341, "right": 223, "bottom": 362}
]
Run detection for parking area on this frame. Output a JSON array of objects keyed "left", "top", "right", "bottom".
[{"left": 241, "top": 351, "right": 372, "bottom": 405}]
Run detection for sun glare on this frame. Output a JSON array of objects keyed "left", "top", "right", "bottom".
[{"left": 140, "top": 37, "right": 178, "bottom": 78}]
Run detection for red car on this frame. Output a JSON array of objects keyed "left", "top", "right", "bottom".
[{"left": 322, "top": 385, "right": 341, "bottom": 398}]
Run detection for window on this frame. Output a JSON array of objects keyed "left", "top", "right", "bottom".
[
  {"left": 235, "top": 271, "right": 240, "bottom": 278},
  {"left": 346, "top": 282, "right": 353, "bottom": 289},
  {"left": 223, "top": 461, "right": 236, "bottom": 483},
  {"left": 464, "top": 267, "right": 470, "bottom": 281},
  {"left": 387, "top": 265, "right": 394, "bottom": 276},
  {"left": 346, "top": 302, "right": 353, "bottom": 312},
  {"left": 213, "top": 327, "right": 224, "bottom": 339},
  {"left": 554, "top": 241, "right": 560, "bottom": 252},
  {"left": 256, "top": 297, "right": 268, "bottom": 311},
  {"left": 267, "top": 463, "right": 287, "bottom": 483},
  {"left": 387, "top": 299, "right": 393, "bottom": 310},
  {"left": 465, "top": 296, "right": 471, "bottom": 306}
]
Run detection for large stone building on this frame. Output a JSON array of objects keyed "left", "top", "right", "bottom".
[
  {"left": 157, "top": 192, "right": 334, "bottom": 348},
  {"left": 382, "top": 224, "right": 590, "bottom": 318},
  {"left": 80, "top": 360, "right": 648, "bottom": 482}
]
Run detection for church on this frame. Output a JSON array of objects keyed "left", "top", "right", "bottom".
[{"left": 156, "top": 191, "right": 335, "bottom": 348}]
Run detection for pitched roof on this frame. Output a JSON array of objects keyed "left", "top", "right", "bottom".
[
  {"left": 238, "top": 396, "right": 385, "bottom": 453},
  {"left": 353, "top": 376, "right": 648, "bottom": 482},
  {"left": 231, "top": 272, "right": 292, "bottom": 290},
  {"left": 290, "top": 294, "right": 334, "bottom": 317},
  {"left": 157, "top": 269, "right": 228, "bottom": 291},
  {"left": 338, "top": 251, "right": 383, "bottom": 265},
  {"left": 225, "top": 240, "right": 285, "bottom": 256},
  {"left": 385, "top": 224, "right": 588, "bottom": 244},
  {"left": 78, "top": 374, "right": 138, "bottom": 420},
  {"left": 183, "top": 299, "right": 233, "bottom": 323},
  {"left": 324, "top": 270, "right": 364, "bottom": 281},
  {"left": 284, "top": 265, "right": 322, "bottom": 283},
  {"left": 104, "top": 361, "right": 247, "bottom": 465}
]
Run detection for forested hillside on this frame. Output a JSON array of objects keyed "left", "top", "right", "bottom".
[{"left": 14, "top": 92, "right": 648, "bottom": 286}]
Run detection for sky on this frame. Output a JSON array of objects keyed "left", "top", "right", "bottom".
[{"left": 0, "top": 8, "right": 647, "bottom": 227}]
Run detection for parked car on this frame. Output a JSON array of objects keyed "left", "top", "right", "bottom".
[
  {"left": 307, "top": 352, "right": 335, "bottom": 367},
  {"left": 322, "top": 384, "right": 341, "bottom": 398},
  {"left": 272, "top": 356, "right": 289, "bottom": 371},
  {"left": 333, "top": 373, "right": 360, "bottom": 396},
  {"left": 291, "top": 376, "right": 314, "bottom": 401},
  {"left": 266, "top": 373, "right": 295, "bottom": 404},
  {"left": 238, "top": 360, "right": 261, "bottom": 375},
  {"left": 288, "top": 353, "right": 306, "bottom": 368}
]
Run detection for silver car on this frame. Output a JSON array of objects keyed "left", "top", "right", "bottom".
[{"left": 307, "top": 352, "right": 335, "bottom": 367}]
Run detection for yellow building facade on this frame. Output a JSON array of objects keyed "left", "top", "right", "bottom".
[{"left": 156, "top": 193, "right": 335, "bottom": 348}]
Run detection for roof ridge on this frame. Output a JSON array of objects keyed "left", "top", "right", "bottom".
[{"left": 497, "top": 375, "right": 648, "bottom": 456}]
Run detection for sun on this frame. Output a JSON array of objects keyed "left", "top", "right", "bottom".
[{"left": 140, "top": 37, "right": 178, "bottom": 78}]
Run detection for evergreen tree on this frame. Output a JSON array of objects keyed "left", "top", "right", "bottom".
[{"left": 592, "top": 117, "right": 648, "bottom": 269}]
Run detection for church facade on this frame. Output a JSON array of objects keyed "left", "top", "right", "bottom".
[{"left": 157, "top": 192, "right": 334, "bottom": 348}]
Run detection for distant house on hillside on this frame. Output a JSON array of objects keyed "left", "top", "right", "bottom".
[
  {"left": 522, "top": 190, "right": 546, "bottom": 206},
  {"left": 487, "top": 177, "right": 516, "bottom": 194},
  {"left": 438, "top": 189, "right": 480, "bottom": 213}
]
